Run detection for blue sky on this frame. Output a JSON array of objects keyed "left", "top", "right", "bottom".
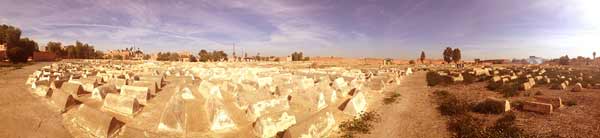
[{"left": 1, "top": 0, "right": 599, "bottom": 59}]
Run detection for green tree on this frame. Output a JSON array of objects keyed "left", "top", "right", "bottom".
[
  {"left": 0, "top": 25, "right": 22, "bottom": 50},
  {"left": 143, "top": 54, "right": 151, "bottom": 60},
  {"left": 189, "top": 55, "right": 198, "bottom": 62},
  {"left": 452, "top": 48, "right": 461, "bottom": 63},
  {"left": 443, "top": 47, "right": 453, "bottom": 64},
  {"left": 291, "top": 52, "right": 304, "bottom": 61},
  {"left": 198, "top": 49, "right": 209, "bottom": 62},
  {"left": 18, "top": 37, "right": 39, "bottom": 58},
  {"left": 45, "top": 41, "right": 63, "bottom": 57},
  {"left": 168, "top": 52, "right": 180, "bottom": 61},
  {"left": 559, "top": 55, "right": 570, "bottom": 65},
  {"left": 94, "top": 51, "right": 104, "bottom": 59},
  {"left": 7, "top": 47, "right": 27, "bottom": 63}
]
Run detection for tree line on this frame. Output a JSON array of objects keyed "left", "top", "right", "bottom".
[
  {"left": 442, "top": 47, "right": 462, "bottom": 64},
  {"left": 45, "top": 41, "right": 104, "bottom": 59},
  {"left": 198, "top": 50, "right": 228, "bottom": 62},
  {"left": 1, "top": 24, "right": 102, "bottom": 63},
  {"left": 291, "top": 51, "right": 309, "bottom": 61},
  {"left": 0, "top": 24, "right": 39, "bottom": 63}
]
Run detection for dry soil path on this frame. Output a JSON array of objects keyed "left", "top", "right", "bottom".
[
  {"left": 359, "top": 72, "right": 449, "bottom": 138},
  {"left": 0, "top": 62, "right": 73, "bottom": 138}
]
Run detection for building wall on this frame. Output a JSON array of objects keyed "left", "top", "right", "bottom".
[{"left": 33, "top": 51, "right": 57, "bottom": 61}]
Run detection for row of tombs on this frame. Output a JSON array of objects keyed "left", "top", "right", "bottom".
[{"left": 25, "top": 60, "right": 413, "bottom": 138}]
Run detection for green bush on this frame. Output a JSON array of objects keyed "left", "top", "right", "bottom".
[{"left": 7, "top": 47, "right": 28, "bottom": 63}]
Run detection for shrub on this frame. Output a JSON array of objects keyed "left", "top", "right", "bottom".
[
  {"left": 427, "top": 71, "right": 452, "bottom": 86},
  {"left": 486, "top": 82, "right": 520, "bottom": 97},
  {"left": 433, "top": 90, "right": 451, "bottom": 98},
  {"left": 339, "top": 111, "right": 381, "bottom": 138},
  {"left": 433, "top": 90, "right": 470, "bottom": 116},
  {"left": 448, "top": 114, "right": 486, "bottom": 138},
  {"left": 510, "top": 100, "right": 524, "bottom": 110},
  {"left": 7, "top": 47, "right": 28, "bottom": 63},
  {"left": 462, "top": 73, "right": 477, "bottom": 84},
  {"left": 564, "top": 100, "right": 577, "bottom": 106},
  {"left": 486, "top": 81, "right": 502, "bottom": 91},
  {"left": 472, "top": 100, "right": 505, "bottom": 114},
  {"left": 486, "top": 113, "right": 527, "bottom": 138}
]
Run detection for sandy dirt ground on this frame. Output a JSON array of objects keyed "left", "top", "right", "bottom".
[
  {"left": 0, "top": 62, "right": 446, "bottom": 138},
  {"left": 0, "top": 62, "right": 73, "bottom": 138},
  {"left": 359, "top": 72, "right": 450, "bottom": 138}
]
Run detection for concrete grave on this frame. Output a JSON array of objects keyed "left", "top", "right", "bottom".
[
  {"left": 92, "top": 84, "right": 119, "bottom": 100},
  {"left": 523, "top": 101, "right": 553, "bottom": 114},
  {"left": 102, "top": 93, "right": 142, "bottom": 116},
  {"left": 50, "top": 90, "right": 79, "bottom": 112},
  {"left": 120, "top": 85, "right": 150, "bottom": 105},
  {"left": 71, "top": 105, "right": 124, "bottom": 138}
]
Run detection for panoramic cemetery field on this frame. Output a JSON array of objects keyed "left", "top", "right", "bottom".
[
  {"left": 19, "top": 60, "right": 416, "bottom": 138},
  {"left": 6, "top": 60, "right": 600, "bottom": 138}
]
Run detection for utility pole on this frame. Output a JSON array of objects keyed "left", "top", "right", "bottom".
[{"left": 232, "top": 43, "right": 236, "bottom": 62}]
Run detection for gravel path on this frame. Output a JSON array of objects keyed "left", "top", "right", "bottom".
[
  {"left": 0, "top": 62, "right": 72, "bottom": 138},
  {"left": 359, "top": 72, "right": 449, "bottom": 138}
]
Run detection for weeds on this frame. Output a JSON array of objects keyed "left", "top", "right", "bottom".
[
  {"left": 383, "top": 92, "right": 401, "bottom": 105},
  {"left": 339, "top": 111, "right": 381, "bottom": 138},
  {"left": 432, "top": 90, "right": 535, "bottom": 138},
  {"left": 448, "top": 114, "right": 486, "bottom": 138},
  {"left": 486, "top": 82, "right": 520, "bottom": 97},
  {"left": 486, "top": 113, "right": 527, "bottom": 138},
  {"left": 510, "top": 100, "right": 524, "bottom": 110},
  {"left": 433, "top": 90, "right": 471, "bottom": 116}
]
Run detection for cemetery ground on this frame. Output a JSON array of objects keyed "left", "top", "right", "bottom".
[
  {"left": 427, "top": 65, "right": 600, "bottom": 138},
  {"left": 0, "top": 61, "right": 72, "bottom": 138},
  {"left": 4, "top": 59, "right": 600, "bottom": 138},
  {"left": 1, "top": 59, "right": 453, "bottom": 138}
]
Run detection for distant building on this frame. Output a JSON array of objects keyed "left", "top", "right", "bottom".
[
  {"left": 105, "top": 48, "right": 144, "bottom": 60},
  {"left": 527, "top": 56, "right": 545, "bottom": 64},
  {"left": 33, "top": 51, "right": 57, "bottom": 61},
  {"left": 178, "top": 51, "right": 191, "bottom": 62},
  {"left": 0, "top": 44, "right": 6, "bottom": 61},
  {"left": 383, "top": 58, "right": 393, "bottom": 65},
  {"left": 481, "top": 59, "right": 510, "bottom": 64}
]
